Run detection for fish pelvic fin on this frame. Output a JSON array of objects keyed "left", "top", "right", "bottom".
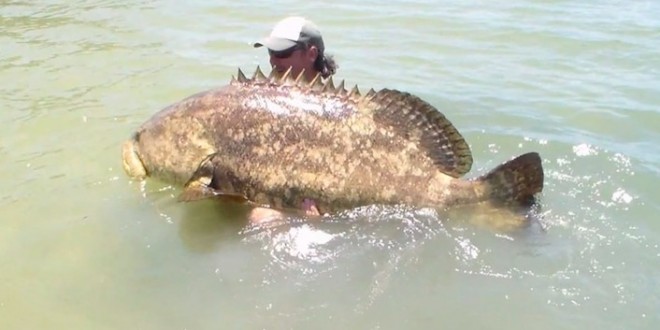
[
  {"left": 478, "top": 152, "right": 544, "bottom": 206},
  {"left": 178, "top": 154, "right": 249, "bottom": 204}
]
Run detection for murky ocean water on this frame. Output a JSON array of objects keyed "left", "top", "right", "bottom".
[{"left": 1, "top": 1, "right": 659, "bottom": 329}]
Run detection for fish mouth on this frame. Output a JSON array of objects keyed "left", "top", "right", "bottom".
[{"left": 121, "top": 138, "right": 147, "bottom": 179}]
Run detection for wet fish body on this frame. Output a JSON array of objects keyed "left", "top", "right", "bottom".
[{"left": 122, "top": 67, "right": 544, "bottom": 214}]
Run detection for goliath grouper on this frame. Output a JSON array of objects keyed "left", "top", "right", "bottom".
[{"left": 121, "top": 67, "right": 544, "bottom": 215}]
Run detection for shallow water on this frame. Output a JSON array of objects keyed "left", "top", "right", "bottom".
[{"left": 1, "top": 1, "right": 659, "bottom": 329}]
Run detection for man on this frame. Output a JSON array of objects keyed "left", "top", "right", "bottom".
[
  {"left": 247, "top": 16, "right": 338, "bottom": 223},
  {"left": 254, "top": 16, "right": 337, "bottom": 81}
]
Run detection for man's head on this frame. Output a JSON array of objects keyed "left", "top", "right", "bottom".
[{"left": 254, "top": 16, "right": 325, "bottom": 80}]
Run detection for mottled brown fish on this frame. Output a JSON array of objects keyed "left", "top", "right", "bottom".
[{"left": 121, "top": 67, "right": 544, "bottom": 215}]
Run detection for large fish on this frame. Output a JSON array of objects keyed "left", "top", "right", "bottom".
[{"left": 121, "top": 67, "right": 544, "bottom": 215}]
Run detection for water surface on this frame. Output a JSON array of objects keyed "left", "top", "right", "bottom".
[{"left": 1, "top": 1, "right": 659, "bottom": 329}]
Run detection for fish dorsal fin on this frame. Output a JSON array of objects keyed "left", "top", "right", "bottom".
[
  {"left": 322, "top": 76, "right": 335, "bottom": 93},
  {"left": 267, "top": 67, "right": 278, "bottom": 81},
  {"left": 368, "top": 89, "right": 473, "bottom": 177},
  {"left": 362, "top": 88, "right": 376, "bottom": 101},
  {"left": 293, "top": 69, "right": 306, "bottom": 85},
  {"left": 279, "top": 66, "right": 294, "bottom": 82},
  {"left": 348, "top": 85, "right": 360, "bottom": 98},
  {"left": 238, "top": 66, "right": 364, "bottom": 99},
  {"left": 236, "top": 68, "right": 248, "bottom": 83},
  {"left": 253, "top": 66, "right": 267, "bottom": 81},
  {"left": 336, "top": 80, "right": 346, "bottom": 95},
  {"left": 308, "top": 72, "right": 323, "bottom": 91}
]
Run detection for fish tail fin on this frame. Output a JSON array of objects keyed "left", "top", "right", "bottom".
[{"left": 477, "top": 152, "right": 544, "bottom": 206}]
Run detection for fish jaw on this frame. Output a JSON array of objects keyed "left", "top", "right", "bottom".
[{"left": 121, "top": 138, "right": 147, "bottom": 179}]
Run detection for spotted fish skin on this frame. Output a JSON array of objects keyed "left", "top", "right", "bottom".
[{"left": 122, "top": 67, "right": 543, "bottom": 214}]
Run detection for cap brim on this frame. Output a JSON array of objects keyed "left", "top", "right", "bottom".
[{"left": 253, "top": 37, "right": 297, "bottom": 51}]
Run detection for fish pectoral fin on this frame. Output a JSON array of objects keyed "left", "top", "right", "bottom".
[
  {"left": 178, "top": 183, "right": 249, "bottom": 203},
  {"left": 177, "top": 153, "right": 249, "bottom": 204}
]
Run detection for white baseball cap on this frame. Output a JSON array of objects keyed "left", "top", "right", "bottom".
[{"left": 254, "top": 16, "right": 325, "bottom": 52}]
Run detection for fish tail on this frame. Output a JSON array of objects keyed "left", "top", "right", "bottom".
[{"left": 477, "top": 152, "right": 544, "bottom": 206}]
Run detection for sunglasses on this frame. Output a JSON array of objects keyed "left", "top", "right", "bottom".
[{"left": 268, "top": 43, "right": 305, "bottom": 59}]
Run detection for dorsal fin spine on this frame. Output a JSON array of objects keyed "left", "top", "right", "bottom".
[
  {"left": 253, "top": 66, "right": 267, "bottom": 81},
  {"left": 308, "top": 73, "right": 321, "bottom": 86},
  {"left": 267, "top": 68, "right": 278, "bottom": 81},
  {"left": 294, "top": 69, "right": 306, "bottom": 85},
  {"left": 322, "top": 77, "right": 335, "bottom": 93},
  {"left": 348, "top": 85, "right": 360, "bottom": 98},
  {"left": 336, "top": 80, "right": 346, "bottom": 95},
  {"left": 280, "top": 66, "right": 293, "bottom": 82},
  {"left": 237, "top": 68, "right": 248, "bottom": 82}
]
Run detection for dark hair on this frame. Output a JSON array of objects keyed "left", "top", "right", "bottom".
[
  {"left": 302, "top": 40, "right": 338, "bottom": 79},
  {"left": 314, "top": 53, "right": 338, "bottom": 78}
]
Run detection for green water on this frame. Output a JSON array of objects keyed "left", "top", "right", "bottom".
[{"left": 1, "top": 1, "right": 659, "bottom": 329}]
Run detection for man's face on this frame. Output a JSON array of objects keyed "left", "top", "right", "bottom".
[{"left": 269, "top": 44, "right": 317, "bottom": 79}]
